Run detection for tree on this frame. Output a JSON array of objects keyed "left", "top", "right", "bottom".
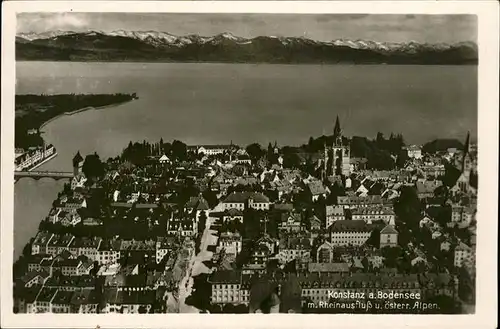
[
  {"left": 381, "top": 246, "right": 402, "bottom": 268},
  {"left": 458, "top": 266, "right": 474, "bottom": 303},
  {"left": 246, "top": 143, "right": 264, "bottom": 163},
  {"left": 82, "top": 152, "right": 105, "bottom": 180},
  {"left": 366, "top": 229, "right": 381, "bottom": 248},
  {"left": 395, "top": 149, "right": 409, "bottom": 168},
  {"left": 394, "top": 186, "right": 422, "bottom": 227},
  {"left": 376, "top": 132, "right": 385, "bottom": 149},
  {"left": 171, "top": 140, "right": 187, "bottom": 160}
]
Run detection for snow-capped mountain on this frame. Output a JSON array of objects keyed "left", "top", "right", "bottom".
[
  {"left": 17, "top": 30, "right": 77, "bottom": 41},
  {"left": 15, "top": 30, "right": 478, "bottom": 64}
]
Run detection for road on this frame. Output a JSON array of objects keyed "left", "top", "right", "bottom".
[{"left": 177, "top": 203, "right": 221, "bottom": 313}]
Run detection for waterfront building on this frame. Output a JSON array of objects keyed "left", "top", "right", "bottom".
[
  {"left": 31, "top": 232, "right": 55, "bottom": 255},
  {"left": 72, "top": 151, "right": 84, "bottom": 177}
]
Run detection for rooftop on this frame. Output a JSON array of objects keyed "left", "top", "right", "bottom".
[
  {"left": 36, "top": 287, "right": 58, "bottom": 303},
  {"left": 223, "top": 192, "right": 270, "bottom": 204},
  {"left": 208, "top": 270, "right": 242, "bottom": 284},
  {"left": 330, "top": 220, "right": 372, "bottom": 233}
]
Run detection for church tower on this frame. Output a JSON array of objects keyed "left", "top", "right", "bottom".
[
  {"left": 73, "top": 151, "right": 84, "bottom": 177},
  {"left": 461, "top": 131, "right": 472, "bottom": 175},
  {"left": 331, "top": 116, "right": 351, "bottom": 176}
]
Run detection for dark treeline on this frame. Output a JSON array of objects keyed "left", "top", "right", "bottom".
[
  {"left": 15, "top": 93, "right": 137, "bottom": 149},
  {"left": 121, "top": 139, "right": 188, "bottom": 165}
]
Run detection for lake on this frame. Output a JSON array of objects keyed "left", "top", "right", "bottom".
[{"left": 13, "top": 61, "right": 477, "bottom": 259}]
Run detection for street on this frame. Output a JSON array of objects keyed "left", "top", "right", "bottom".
[{"left": 176, "top": 202, "right": 222, "bottom": 313}]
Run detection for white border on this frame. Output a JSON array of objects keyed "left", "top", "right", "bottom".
[{"left": 1, "top": 2, "right": 498, "bottom": 329}]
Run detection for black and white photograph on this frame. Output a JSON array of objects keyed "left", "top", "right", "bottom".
[{"left": 1, "top": 1, "right": 498, "bottom": 328}]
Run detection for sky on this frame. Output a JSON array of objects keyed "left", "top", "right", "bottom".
[{"left": 17, "top": 13, "right": 477, "bottom": 44}]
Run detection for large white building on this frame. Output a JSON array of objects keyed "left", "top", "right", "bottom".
[
  {"left": 351, "top": 206, "right": 395, "bottom": 224},
  {"left": 328, "top": 220, "right": 373, "bottom": 246},
  {"left": 208, "top": 270, "right": 249, "bottom": 305},
  {"left": 222, "top": 192, "right": 271, "bottom": 211}
]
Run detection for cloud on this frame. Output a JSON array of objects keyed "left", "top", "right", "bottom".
[{"left": 17, "top": 13, "right": 89, "bottom": 33}]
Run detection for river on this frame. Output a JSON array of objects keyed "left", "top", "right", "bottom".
[{"left": 13, "top": 61, "right": 477, "bottom": 259}]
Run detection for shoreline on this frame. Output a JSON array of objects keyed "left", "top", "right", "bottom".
[
  {"left": 16, "top": 60, "right": 479, "bottom": 66},
  {"left": 39, "top": 99, "right": 135, "bottom": 129}
]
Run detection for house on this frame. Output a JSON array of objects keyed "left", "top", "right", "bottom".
[
  {"left": 222, "top": 208, "right": 244, "bottom": 223},
  {"left": 30, "top": 287, "right": 58, "bottom": 313},
  {"left": 71, "top": 174, "right": 87, "bottom": 190},
  {"left": 208, "top": 270, "right": 246, "bottom": 305},
  {"left": 379, "top": 225, "right": 398, "bottom": 248},
  {"left": 48, "top": 208, "right": 62, "bottom": 224},
  {"left": 216, "top": 232, "right": 242, "bottom": 256},
  {"left": 325, "top": 205, "right": 345, "bottom": 228},
  {"left": 60, "top": 212, "right": 82, "bottom": 227},
  {"left": 277, "top": 236, "right": 311, "bottom": 264},
  {"left": 328, "top": 221, "right": 373, "bottom": 246},
  {"left": 309, "top": 215, "right": 322, "bottom": 239},
  {"left": 222, "top": 192, "right": 271, "bottom": 211},
  {"left": 193, "top": 145, "right": 233, "bottom": 156},
  {"left": 454, "top": 241, "right": 475, "bottom": 268},
  {"left": 184, "top": 195, "right": 210, "bottom": 223},
  {"left": 69, "top": 237, "right": 102, "bottom": 262},
  {"left": 60, "top": 256, "right": 94, "bottom": 276},
  {"left": 51, "top": 290, "right": 73, "bottom": 313},
  {"left": 406, "top": 145, "right": 423, "bottom": 159},
  {"left": 27, "top": 254, "right": 52, "bottom": 272},
  {"left": 337, "top": 194, "right": 390, "bottom": 209},
  {"left": 415, "top": 180, "right": 443, "bottom": 200},
  {"left": 70, "top": 289, "right": 99, "bottom": 313},
  {"left": 316, "top": 241, "right": 334, "bottom": 263},
  {"left": 155, "top": 237, "right": 176, "bottom": 264},
  {"left": 279, "top": 211, "right": 303, "bottom": 233},
  {"left": 159, "top": 154, "right": 170, "bottom": 164},
  {"left": 351, "top": 206, "right": 395, "bottom": 225},
  {"left": 97, "top": 240, "right": 121, "bottom": 265},
  {"left": 306, "top": 181, "right": 327, "bottom": 202},
  {"left": 451, "top": 205, "right": 475, "bottom": 224},
  {"left": 167, "top": 217, "right": 196, "bottom": 237},
  {"left": 18, "top": 271, "right": 50, "bottom": 288},
  {"left": 101, "top": 288, "right": 155, "bottom": 313},
  {"left": 31, "top": 232, "right": 54, "bottom": 255},
  {"left": 46, "top": 234, "right": 75, "bottom": 256},
  {"left": 419, "top": 273, "right": 456, "bottom": 298},
  {"left": 308, "top": 262, "right": 350, "bottom": 274}
]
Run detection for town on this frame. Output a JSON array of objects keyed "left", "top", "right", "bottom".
[{"left": 13, "top": 117, "right": 477, "bottom": 314}]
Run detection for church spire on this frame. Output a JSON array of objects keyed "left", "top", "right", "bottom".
[
  {"left": 463, "top": 131, "right": 470, "bottom": 154},
  {"left": 461, "top": 131, "right": 471, "bottom": 173},
  {"left": 333, "top": 115, "right": 342, "bottom": 146}
]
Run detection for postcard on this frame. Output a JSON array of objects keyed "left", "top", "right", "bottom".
[{"left": 1, "top": 1, "right": 498, "bottom": 328}]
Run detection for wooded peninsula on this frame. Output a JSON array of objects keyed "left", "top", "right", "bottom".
[{"left": 15, "top": 93, "right": 138, "bottom": 149}]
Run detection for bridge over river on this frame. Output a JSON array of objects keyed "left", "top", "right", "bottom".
[{"left": 14, "top": 170, "right": 74, "bottom": 181}]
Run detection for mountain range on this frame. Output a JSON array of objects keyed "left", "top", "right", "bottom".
[{"left": 16, "top": 30, "right": 478, "bottom": 64}]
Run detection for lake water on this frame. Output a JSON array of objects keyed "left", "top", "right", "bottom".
[{"left": 13, "top": 61, "right": 477, "bottom": 259}]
